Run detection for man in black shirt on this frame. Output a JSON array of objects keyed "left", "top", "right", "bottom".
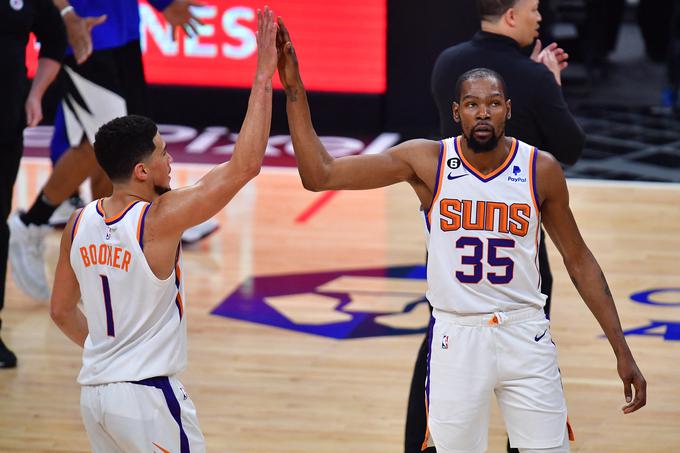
[
  {"left": 432, "top": 4, "right": 583, "bottom": 163},
  {"left": 406, "top": 0, "right": 585, "bottom": 451},
  {"left": 0, "top": 0, "right": 65, "bottom": 368}
]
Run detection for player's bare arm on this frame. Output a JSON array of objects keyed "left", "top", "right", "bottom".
[
  {"left": 537, "top": 151, "right": 646, "bottom": 414},
  {"left": 275, "top": 18, "right": 440, "bottom": 208},
  {"left": 144, "top": 7, "right": 277, "bottom": 244},
  {"left": 50, "top": 210, "right": 88, "bottom": 347}
]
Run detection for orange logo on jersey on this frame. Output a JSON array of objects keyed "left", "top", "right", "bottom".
[
  {"left": 79, "top": 244, "right": 132, "bottom": 272},
  {"left": 439, "top": 199, "right": 531, "bottom": 237}
]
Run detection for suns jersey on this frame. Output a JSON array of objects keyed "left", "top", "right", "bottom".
[
  {"left": 423, "top": 136, "right": 546, "bottom": 315},
  {"left": 70, "top": 199, "right": 187, "bottom": 385}
]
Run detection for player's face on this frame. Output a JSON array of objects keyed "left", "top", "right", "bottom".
[
  {"left": 148, "top": 132, "right": 173, "bottom": 195},
  {"left": 512, "top": 0, "right": 541, "bottom": 47},
  {"left": 453, "top": 77, "right": 511, "bottom": 153}
]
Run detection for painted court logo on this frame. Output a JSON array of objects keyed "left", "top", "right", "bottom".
[
  {"left": 212, "top": 265, "right": 429, "bottom": 339},
  {"left": 508, "top": 165, "right": 526, "bottom": 183}
]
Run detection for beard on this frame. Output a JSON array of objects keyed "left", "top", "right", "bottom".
[
  {"left": 153, "top": 184, "right": 171, "bottom": 196},
  {"left": 464, "top": 125, "right": 503, "bottom": 153}
]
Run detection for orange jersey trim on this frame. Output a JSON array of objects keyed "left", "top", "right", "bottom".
[
  {"left": 456, "top": 136, "right": 518, "bottom": 181},
  {"left": 136, "top": 203, "right": 152, "bottom": 249},
  {"left": 421, "top": 393, "right": 431, "bottom": 451},
  {"left": 528, "top": 147, "right": 539, "bottom": 213},
  {"left": 97, "top": 199, "right": 142, "bottom": 225},
  {"left": 152, "top": 442, "right": 171, "bottom": 453},
  {"left": 426, "top": 140, "right": 449, "bottom": 229},
  {"left": 71, "top": 207, "right": 85, "bottom": 241}
]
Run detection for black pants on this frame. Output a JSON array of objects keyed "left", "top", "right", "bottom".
[
  {"left": 0, "top": 139, "right": 24, "bottom": 313},
  {"left": 668, "top": 0, "right": 680, "bottom": 88},
  {"left": 404, "top": 231, "right": 553, "bottom": 453}
]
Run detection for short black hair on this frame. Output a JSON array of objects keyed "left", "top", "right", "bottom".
[
  {"left": 93, "top": 115, "right": 158, "bottom": 182},
  {"left": 455, "top": 68, "right": 508, "bottom": 102},
  {"left": 477, "top": 0, "right": 518, "bottom": 21}
]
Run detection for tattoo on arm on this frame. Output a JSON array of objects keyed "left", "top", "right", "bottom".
[
  {"left": 286, "top": 88, "right": 298, "bottom": 102},
  {"left": 600, "top": 270, "right": 613, "bottom": 298}
]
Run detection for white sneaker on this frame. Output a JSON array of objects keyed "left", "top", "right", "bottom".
[
  {"left": 49, "top": 196, "right": 84, "bottom": 227},
  {"left": 8, "top": 212, "right": 52, "bottom": 301},
  {"left": 181, "top": 219, "right": 220, "bottom": 244}
]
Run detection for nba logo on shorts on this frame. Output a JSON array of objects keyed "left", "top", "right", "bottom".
[{"left": 441, "top": 335, "right": 449, "bottom": 349}]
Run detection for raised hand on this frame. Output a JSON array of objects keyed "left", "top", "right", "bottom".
[
  {"left": 276, "top": 17, "right": 303, "bottom": 99},
  {"left": 618, "top": 355, "right": 647, "bottom": 414},
  {"left": 163, "top": 0, "right": 204, "bottom": 39},
  {"left": 62, "top": 11, "right": 107, "bottom": 64},
  {"left": 256, "top": 6, "right": 278, "bottom": 79},
  {"left": 530, "top": 39, "right": 569, "bottom": 86}
]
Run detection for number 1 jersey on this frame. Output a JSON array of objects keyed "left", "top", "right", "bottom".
[
  {"left": 70, "top": 199, "right": 187, "bottom": 385},
  {"left": 423, "top": 136, "right": 546, "bottom": 315}
]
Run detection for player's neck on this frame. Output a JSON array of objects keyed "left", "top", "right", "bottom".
[
  {"left": 459, "top": 136, "right": 513, "bottom": 175},
  {"left": 103, "top": 185, "right": 155, "bottom": 212}
]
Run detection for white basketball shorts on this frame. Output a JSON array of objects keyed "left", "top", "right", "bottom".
[
  {"left": 425, "top": 306, "right": 570, "bottom": 453},
  {"left": 80, "top": 375, "right": 205, "bottom": 453}
]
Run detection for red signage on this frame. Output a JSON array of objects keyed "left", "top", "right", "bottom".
[{"left": 26, "top": 1, "right": 386, "bottom": 93}]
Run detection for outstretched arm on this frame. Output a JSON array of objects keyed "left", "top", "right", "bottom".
[
  {"left": 538, "top": 152, "right": 646, "bottom": 414},
  {"left": 276, "top": 18, "right": 433, "bottom": 192},
  {"left": 149, "top": 7, "right": 277, "bottom": 238}
]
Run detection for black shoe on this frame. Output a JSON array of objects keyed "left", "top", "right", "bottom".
[{"left": 0, "top": 336, "right": 17, "bottom": 369}]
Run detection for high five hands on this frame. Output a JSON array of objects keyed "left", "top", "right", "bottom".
[
  {"left": 275, "top": 17, "right": 303, "bottom": 100},
  {"left": 256, "top": 6, "right": 278, "bottom": 80}
]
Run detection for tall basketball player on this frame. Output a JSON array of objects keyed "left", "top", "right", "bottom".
[
  {"left": 49, "top": 7, "right": 278, "bottom": 452},
  {"left": 275, "top": 19, "right": 646, "bottom": 453}
]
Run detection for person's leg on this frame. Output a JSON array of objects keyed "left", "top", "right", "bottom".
[
  {"left": 519, "top": 429, "right": 570, "bottom": 453},
  {"left": 81, "top": 386, "right": 126, "bottom": 453},
  {"left": 405, "top": 320, "right": 435, "bottom": 453},
  {"left": 10, "top": 137, "right": 99, "bottom": 300},
  {"left": 21, "top": 137, "right": 97, "bottom": 227},
  {"left": 101, "top": 378, "right": 205, "bottom": 453},
  {"left": 496, "top": 313, "right": 568, "bottom": 453},
  {"left": 665, "top": 0, "right": 680, "bottom": 108},
  {"left": 0, "top": 138, "right": 22, "bottom": 367},
  {"left": 427, "top": 317, "right": 494, "bottom": 453}
]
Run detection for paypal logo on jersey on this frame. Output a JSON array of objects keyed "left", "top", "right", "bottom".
[
  {"left": 508, "top": 165, "right": 527, "bottom": 183},
  {"left": 211, "top": 265, "right": 430, "bottom": 339}
]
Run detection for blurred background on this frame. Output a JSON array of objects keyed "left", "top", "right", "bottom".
[{"left": 23, "top": 0, "right": 680, "bottom": 182}]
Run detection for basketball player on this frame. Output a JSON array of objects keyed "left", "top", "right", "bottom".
[
  {"left": 275, "top": 19, "right": 646, "bottom": 453},
  {"left": 49, "top": 7, "right": 277, "bottom": 452}
]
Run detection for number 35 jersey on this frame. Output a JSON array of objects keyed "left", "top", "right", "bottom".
[
  {"left": 70, "top": 199, "right": 187, "bottom": 385},
  {"left": 423, "top": 136, "right": 546, "bottom": 315}
]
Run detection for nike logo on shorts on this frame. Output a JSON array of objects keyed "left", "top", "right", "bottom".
[{"left": 534, "top": 329, "right": 548, "bottom": 342}]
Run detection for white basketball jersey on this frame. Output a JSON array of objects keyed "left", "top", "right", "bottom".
[
  {"left": 70, "top": 199, "right": 187, "bottom": 385},
  {"left": 423, "top": 136, "right": 546, "bottom": 314}
]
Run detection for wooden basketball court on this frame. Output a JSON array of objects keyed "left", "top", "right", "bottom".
[{"left": 1, "top": 159, "right": 678, "bottom": 452}]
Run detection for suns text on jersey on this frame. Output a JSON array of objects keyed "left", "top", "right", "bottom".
[
  {"left": 79, "top": 244, "right": 132, "bottom": 272},
  {"left": 439, "top": 199, "right": 531, "bottom": 237}
]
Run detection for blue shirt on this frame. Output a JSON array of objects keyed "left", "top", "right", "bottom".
[{"left": 69, "top": 0, "right": 172, "bottom": 52}]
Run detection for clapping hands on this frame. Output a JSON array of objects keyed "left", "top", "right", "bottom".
[{"left": 531, "top": 39, "right": 569, "bottom": 86}]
